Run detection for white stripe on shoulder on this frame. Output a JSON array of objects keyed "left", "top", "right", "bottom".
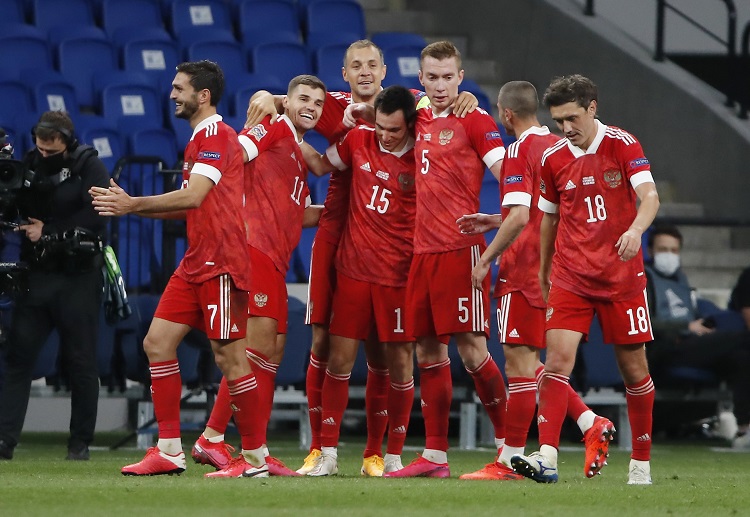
[
  {"left": 541, "top": 139, "right": 567, "bottom": 166},
  {"left": 604, "top": 127, "right": 636, "bottom": 145}
]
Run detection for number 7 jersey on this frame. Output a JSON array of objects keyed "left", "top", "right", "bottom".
[{"left": 538, "top": 120, "right": 654, "bottom": 301}]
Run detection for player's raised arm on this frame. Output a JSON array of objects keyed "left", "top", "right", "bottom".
[
  {"left": 299, "top": 141, "right": 335, "bottom": 176},
  {"left": 245, "top": 90, "right": 284, "bottom": 128}
]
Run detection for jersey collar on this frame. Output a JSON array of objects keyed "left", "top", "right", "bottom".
[
  {"left": 191, "top": 114, "right": 223, "bottom": 140},
  {"left": 279, "top": 114, "right": 304, "bottom": 144},
  {"left": 378, "top": 136, "right": 415, "bottom": 157},
  {"left": 517, "top": 125, "right": 551, "bottom": 140},
  {"left": 431, "top": 106, "right": 453, "bottom": 118},
  {"left": 566, "top": 119, "right": 606, "bottom": 157}
]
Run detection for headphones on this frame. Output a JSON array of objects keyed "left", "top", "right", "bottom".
[{"left": 31, "top": 121, "right": 79, "bottom": 151}]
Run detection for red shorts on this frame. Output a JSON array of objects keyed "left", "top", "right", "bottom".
[
  {"left": 545, "top": 285, "right": 653, "bottom": 345},
  {"left": 248, "top": 246, "right": 288, "bottom": 334},
  {"left": 329, "top": 272, "right": 414, "bottom": 343},
  {"left": 155, "top": 273, "right": 248, "bottom": 340},
  {"left": 406, "top": 245, "right": 490, "bottom": 338},
  {"left": 305, "top": 236, "right": 337, "bottom": 326},
  {"left": 496, "top": 291, "right": 545, "bottom": 348}
]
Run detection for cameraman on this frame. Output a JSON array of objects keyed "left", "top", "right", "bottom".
[{"left": 0, "top": 111, "right": 109, "bottom": 461}]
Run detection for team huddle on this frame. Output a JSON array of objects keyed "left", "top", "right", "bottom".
[{"left": 91, "top": 39, "right": 659, "bottom": 486}]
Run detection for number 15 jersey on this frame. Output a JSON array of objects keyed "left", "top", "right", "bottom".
[{"left": 538, "top": 120, "right": 654, "bottom": 301}]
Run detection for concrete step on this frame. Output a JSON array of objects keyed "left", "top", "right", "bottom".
[
  {"left": 462, "top": 58, "right": 499, "bottom": 83},
  {"left": 424, "top": 35, "right": 469, "bottom": 55},
  {"left": 681, "top": 269, "right": 741, "bottom": 290},
  {"left": 680, "top": 226, "right": 732, "bottom": 250},
  {"left": 366, "top": 9, "right": 437, "bottom": 34},
  {"left": 681, "top": 249, "right": 750, "bottom": 269},
  {"left": 657, "top": 201, "right": 705, "bottom": 218}
]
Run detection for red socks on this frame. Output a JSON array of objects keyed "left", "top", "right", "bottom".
[
  {"left": 626, "top": 375, "right": 655, "bottom": 461},
  {"left": 419, "top": 359, "right": 452, "bottom": 451},
  {"left": 226, "top": 373, "right": 263, "bottom": 451},
  {"left": 506, "top": 376, "right": 536, "bottom": 448},
  {"left": 467, "top": 354, "right": 507, "bottom": 441},
  {"left": 386, "top": 378, "right": 414, "bottom": 455},
  {"left": 364, "top": 365, "right": 389, "bottom": 458},
  {"left": 306, "top": 353, "right": 327, "bottom": 451},
  {"left": 149, "top": 360, "right": 182, "bottom": 438},
  {"left": 536, "top": 371, "right": 570, "bottom": 449},
  {"left": 320, "top": 370, "right": 350, "bottom": 448}
]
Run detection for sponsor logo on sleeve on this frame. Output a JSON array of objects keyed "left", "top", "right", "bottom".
[
  {"left": 540, "top": 179, "right": 546, "bottom": 194},
  {"left": 485, "top": 131, "right": 502, "bottom": 140},
  {"left": 248, "top": 124, "right": 267, "bottom": 142},
  {"left": 504, "top": 175, "right": 523, "bottom": 185},
  {"left": 629, "top": 157, "right": 649, "bottom": 169},
  {"left": 198, "top": 151, "right": 221, "bottom": 160}
]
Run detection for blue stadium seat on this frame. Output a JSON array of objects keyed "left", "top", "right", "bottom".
[
  {"left": 231, "top": 74, "right": 287, "bottom": 117},
  {"left": 311, "top": 168, "right": 330, "bottom": 205},
  {"left": 123, "top": 39, "right": 181, "bottom": 92},
  {"left": 167, "top": 110, "right": 194, "bottom": 152},
  {"left": 58, "top": 38, "right": 119, "bottom": 109},
  {"left": 306, "top": 31, "right": 360, "bottom": 57},
  {"left": 33, "top": 0, "right": 96, "bottom": 36},
  {"left": 31, "top": 77, "right": 80, "bottom": 115},
  {"left": 238, "top": 0, "right": 301, "bottom": 50},
  {"left": 5, "top": 0, "right": 24, "bottom": 23},
  {"left": 47, "top": 25, "right": 108, "bottom": 48},
  {"left": 0, "top": 24, "right": 46, "bottom": 40},
  {"left": 314, "top": 44, "right": 350, "bottom": 92},
  {"left": 101, "top": 83, "right": 165, "bottom": 134},
  {"left": 295, "top": 226, "right": 317, "bottom": 281},
  {"left": 101, "top": 0, "right": 165, "bottom": 37},
  {"left": 371, "top": 32, "right": 427, "bottom": 51},
  {"left": 0, "top": 82, "right": 33, "bottom": 125},
  {"left": 305, "top": 0, "right": 365, "bottom": 40},
  {"left": 581, "top": 316, "right": 623, "bottom": 389},
  {"left": 251, "top": 41, "right": 310, "bottom": 87},
  {"left": 112, "top": 26, "right": 174, "bottom": 49},
  {"left": 129, "top": 128, "right": 180, "bottom": 168},
  {"left": 2, "top": 35, "right": 52, "bottom": 81},
  {"left": 381, "top": 44, "right": 422, "bottom": 90},
  {"left": 176, "top": 27, "right": 237, "bottom": 59},
  {"left": 186, "top": 40, "right": 249, "bottom": 89},
  {"left": 77, "top": 119, "right": 126, "bottom": 173},
  {"left": 304, "top": 129, "right": 329, "bottom": 154},
  {"left": 171, "top": 0, "right": 233, "bottom": 37}
]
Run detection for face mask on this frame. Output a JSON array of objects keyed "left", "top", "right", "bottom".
[
  {"left": 37, "top": 151, "right": 67, "bottom": 176},
  {"left": 653, "top": 252, "right": 680, "bottom": 277}
]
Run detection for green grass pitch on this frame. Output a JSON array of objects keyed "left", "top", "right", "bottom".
[{"left": 1, "top": 432, "right": 749, "bottom": 516}]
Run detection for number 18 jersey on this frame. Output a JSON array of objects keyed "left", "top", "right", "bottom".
[{"left": 538, "top": 120, "right": 654, "bottom": 301}]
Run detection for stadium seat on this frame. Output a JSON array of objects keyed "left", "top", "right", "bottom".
[
  {"left": 33, "top": 0, "right": 96, "bottom": 36},
  {"left": 580, "top": 316, "right": 624, "bottom": 390},
  {"left": 381, "top": 44, "right": 423, "bottom": 90},
  {"left": 186, "top": 40, "right": 249, "bottom": 88},
  {"left": 101, "top": 0, "right": 166, "bottom": 37},
  {"left": 306, "top": 31, "right": 360, "bottom": 57},
  {"left": 276, "top": 296, "right": 312, "bottom": 387},
  {"left": 305, "top": 0, "right": 365, "bottom": 40},
  {"left": 0, "top": 24, "right": 46, "bottom": 41},
  {"left": 2, "top": 35, "right": 52, "bottom": 81},
  {"left": 171, "top": 0, "right": 233, "bottom": 36},
  {"left": 230, "top": 74, "right": 287, "bottom": 117},
  {"left": 5, "top": 0, "right": 24, "bottom": 23},
  {"left": 47, "top": 25, "right": 108, "bottom": 48},
  {"left": 101, "top": 83, "right": 164, "bottom": 134},
  {"left": 237, "top": 0, "right": 301, "bottom": 51},
  {"left": 31, "top": 78, "right": 80, "bottom": 115},
  {"left": 58, "top": 38, "right": 119, "bottom": 109},
  {"left": 111, "top": 26, "right": 174, "bottom": 49},
  {"left": 460, "top": 78, "right": 493, "bottom": 113},
  {"left": 129, "top": 127, "right": 180, "bottom": 168},
  {"left": 311, "top": 169, "right": 330, "bottom": 205},
  {"left": 175, "top": 27, "right": 237, "bottom": 59},
  {"left": 295, "top": 226, "right": 317, "bottom": 281},
  {"left": 371, "top": 32, "right": 427, "bottom": 51},
  {"left": 0, "top": 82, "right": 34, "bottom": 126},
  {"left": 123, "top": 39, "right": 181, "bottom": 92},
  {"left": 304, "top": 129, "right": 329, "bottom": 154},
  {"left": 77, "top": 119, "right": 126, "bottom": 173},
  {"left": 251, "top": 42, "right": 310, "bottom": 87},
  {"left": 166, "top": 110, "right": 194, "bottom": 152},
  {"left": 314, "top": 44, "right": 350, "bottom": 92}
]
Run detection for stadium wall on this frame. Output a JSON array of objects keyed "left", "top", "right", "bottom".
[{"left": 407, "top": 0, "right": 750, "bottom": 221}]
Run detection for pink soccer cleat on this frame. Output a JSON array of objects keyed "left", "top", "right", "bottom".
[
  {"left": 267, "top": 456, "right": 301, "bottom": 477},
  {"left": 191, "top": 436, "right": 235, "bottom": 470},
  {"left": 382, "top": 455, "right": 450, "bottom": 478},
  {"left": 121, "top": 447, "right": 186, "bottom": 476}
]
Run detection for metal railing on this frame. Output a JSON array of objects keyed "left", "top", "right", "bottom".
[
  {"left": 655, "top": 0, "right": 737, "bottom": 109},
  {"left": 740, "top": 21, "right": 750, "bottom": 119}
]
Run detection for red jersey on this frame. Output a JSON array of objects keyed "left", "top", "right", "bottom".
[
  {"left": 413, "top": 106, "right": 506, "bottom": 254},
  {"left": 315, "top": 89, "right": 426, "bottom": 245},
  {"left": 495, "top": 126, "right": 559, "bottom": 308},
  {"left": 238, "top": 114, "right": 310, "bottom": 275},
  {"left": 327, "top": 125, "right": 416, "bottom": 287},
  {"left": 176, "top": 114, "right": 251, "bottom": 291},
  {"left": 539, "top": 120, "right": 654, "bottom": 301}
]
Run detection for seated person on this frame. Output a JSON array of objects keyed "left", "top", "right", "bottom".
[{"left": 644, "top": 223, "right": 750, "bottom": 448}]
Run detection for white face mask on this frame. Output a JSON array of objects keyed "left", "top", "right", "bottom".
[{"left": 653, "top": 252, "right": 680, "bottom": 277}]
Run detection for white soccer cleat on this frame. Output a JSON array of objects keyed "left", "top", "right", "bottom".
[
  {"left": 306, "top": 452, "right": 338, "bottom": 477},
  {"left": 384, "top": 456, "right": 404, "bottom": 474},
  {"left": 510, "top": 451, "right": 558, "bottom": 483},
  {"left": 627, "top": 459, "right": 652, "bottom": 485}
]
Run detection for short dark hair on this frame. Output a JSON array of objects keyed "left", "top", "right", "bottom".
[
  {"left": 543, "top": 74, "right": 598, "bottom": 109},
  {"left": 498, "top": 81, "right": 539, "bottom": 118},
  {"left": 287, "top": 75, "right": 327, "bottom": 96},
  {"left": 34, "top": 111, "right": 75, "bottom": 142},
  {"left": 421, "top": 40, "right": 461, "bottom": 69},
  {"left": 344, "top": 40, "right": 384, "bottom": 67},
  {"left": 374, "top": 86, "right": 416, "bottom": 127},
  {"left": 648, "top": 223, "right": 683, "bottom": 248},
  {"left": 175, "top": 60, "right": 225, "bottom": 106}
]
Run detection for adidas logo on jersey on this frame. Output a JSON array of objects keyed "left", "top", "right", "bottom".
[
  {"left": 322, "top": 417, "right": 336, "bottom": 425},
  {"left": 636, "top": 433, "right": 651, "bottom": 442},
  {"left": 565, "top": 180, "right": 576, "bottom": 190},
  {"left": 537, "top": 414, "right": 548, "bottom": 424},
  {"left": 360, "top": 162, "right": 371, "bottom": 172},
  {"left": 309, "top": 406, "right": 322, "bottom": 413},
  {"left": 392, "top": 425, "right": 407, "bottom": 434},
  {"left": 231, "top": 324, "right": 239, "bottom": 333},
  {"left": 509, "top": 328, "right": 520, "bottom": 338}
]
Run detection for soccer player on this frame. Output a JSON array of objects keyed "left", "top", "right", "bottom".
[
  {"left": 511, "top": 75, "right": 659, "bottom": 485},
  {"left": 190, "top": 75, "right": 327, "bottom": 478},
  {"left": 246, "top": 40, "right": 477, "bottom": 476},
  {"left": 383, "top": 41, "right": 507, "bottom": 478},
  {"left": 456, "top": 81, "right": 614, "bottom": 481},
  {"left": 91, "top": 60, "right": 267, "bottom": 477},
  {"left": 299, "top": 86, "right": 417, "bottom": 476}
]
